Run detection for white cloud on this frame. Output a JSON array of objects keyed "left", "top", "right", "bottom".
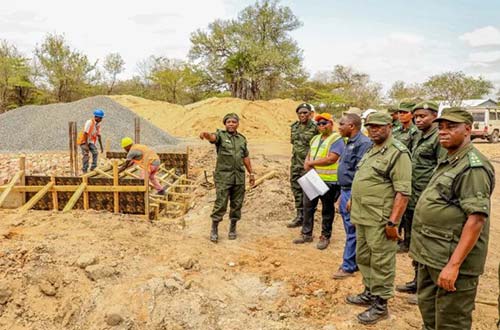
[
  {"left": 459, "top": 26, "right": 500, "bottom": 47},
  {"left": 468, "top": 50, "right": 500, "bottom": 63}
]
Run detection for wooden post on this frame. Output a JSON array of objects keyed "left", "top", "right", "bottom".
[
  {"left": 69, "top": 122, "right": 74, "bottom": 176},
  {"left": 113, "top": 160, "right": 119, "bottom": 213},
  {"left": 19, "top": 181, "right": 54, "bottom": 213},
  {"left": 50, "top": 176, "right": 58, "bottom": 211},
  {"left": 19, "top": 156, "right": 26, "bottom": 204},
  {"left": 134, "top": 117, "right": 140, "bottom": 144},
  {"left": 144, "top": 171, "right": 150, "bottom": 219},
  {"left": 82, "top": 176, "right": 89, "bottom": 210},
  {"left": 62, "top": 183, "right": 87, "bottom": 213},
  {"left": 72, "top": 122, "right": 78, "bottom": 175},
  {"left": 0, "top": 170, "right": 23, "bottom": 208}
]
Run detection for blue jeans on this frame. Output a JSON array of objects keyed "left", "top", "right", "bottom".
[
  {"left": 339, "top": 189, "right": 357, "bottom": 272},
  {"left": 81, "top": 143, "right": 98, "bottom": 173}
]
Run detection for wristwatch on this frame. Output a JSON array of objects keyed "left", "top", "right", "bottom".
[{"left": 386, "top": 221, "right": 398, "bottom": 227}]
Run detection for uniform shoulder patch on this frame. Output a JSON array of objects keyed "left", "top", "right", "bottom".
[
  {"left": 392, "top": 139, "right": 409, "bottom": 153},
  {"left": 468, "top": 151, "right": 483, "bottom": 168}
]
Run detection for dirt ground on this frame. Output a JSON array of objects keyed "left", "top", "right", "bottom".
[{"left": 0, "top": 141, "right": 499, "bottom": 330}]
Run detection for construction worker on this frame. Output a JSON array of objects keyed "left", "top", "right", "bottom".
[
  {"left": 393, "top": 101, "right": 418, "bottom": 152},
  {"left": 332, "top": 112, "right": 372, "bottom": 279},
  {"left": 410, "top": 107, "right": 495, "bottom": 330},
  {"left": 287, "top": 103, "right": 318, "bottom": 228},
  {"left": 118, "top": 137, "right": 165, "bottom": 195},
  {"left": 199, "top": 113, "right": 255, "bottom": 243},
  {"left": 346, "top": 112, "right": 411, "bottom": 325},
  {"left": 292, "top": 112, "right": 343, "bottom": 250},
  {"left": 78, "top": 109, "right": 104, "bottom": 173},
  {"left": 396, "top": 101, "right": 445, "bottom": 304}
]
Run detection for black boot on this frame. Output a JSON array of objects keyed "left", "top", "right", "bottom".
[
  {"left": 287, "top": 209, "right": 303, "bottom": 228},
  {"left": 210, "top": 221, "right": 219, "bottom": 243},
  {"left": 357, "top": 296, "right": 389, "bottom": 325},
  {"left": 228, "top": 221, "right": 237, "bottom": 240},
  {"left": 346, "top": 287, "right": 374, "bottom": 306},
  {"left": 396, "top": 264, "right": 418, "bottom": 294}
]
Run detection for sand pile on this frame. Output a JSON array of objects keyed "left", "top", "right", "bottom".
[{"left": 111, "top": 95, "right": 302, "bottom": 141}]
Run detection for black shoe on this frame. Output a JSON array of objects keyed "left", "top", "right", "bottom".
[
  {"left": 357, "top": 296, "right": 389, "bottom": 325},
  {"left": 292, "top": 235, "right": 313, "bottom": 244},
  {"left": 396, "top": 279, "right": 417, "bottom": 294},
  {"left": 210, "top": 221, "right": 219, "bottom": 243},
  {"left": 287, "top": 210, "right": 303, "bottom": 228},
  {"left": 228, "top": 221, "right": 237, "bottom": 240},
  {"left": 346, "top": 287, "right": 373, "bottom": 306},
  {"left": 316, "top": 236, "right": 330, "bottom": 250}
]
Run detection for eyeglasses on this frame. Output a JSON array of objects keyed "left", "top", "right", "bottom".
[{"left": 317, "top": 121, "right": 330, "bottom": 126}]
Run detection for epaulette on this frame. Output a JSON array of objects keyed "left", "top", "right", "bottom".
[
  {"left": 468, "top": 151, "right": 483, "bottom": 168},
  {"left": 392, "top": 139, "right": 409, "bottom": 153}
]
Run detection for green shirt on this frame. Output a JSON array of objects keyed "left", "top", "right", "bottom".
[
  {"left": 393, "top": 123, "right": 418, "bottom": 152},
  {"left": 408, "top": 124, "right": 446, "bottom": 209},
  {"left": 351, "top": 136, "right": 412, "bottom": 226},
  {"left": 410, "top": 143, "right": 495, "bottom": 276},
  {"left": 290, "top": 120, "right": 318, "bottom": 167},
  {"left": 211, "top": 129, "right": 249, "bottom": 185}
]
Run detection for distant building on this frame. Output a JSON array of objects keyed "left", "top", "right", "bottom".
[{"left": 439, "top": 98, "right": 498, "bottom": 111}]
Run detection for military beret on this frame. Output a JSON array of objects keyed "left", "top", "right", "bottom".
[
  {"left": 397, "top": 101, "right": 416, "bottom": 113},
  {"left": 223, "top": 113, "right": 240, "bottom": 124},
  {"left": 413, "top": 101, "right": 439, "bottom": 113},
  {"left": 364, "top": 112, "right": 392, "bottom": 126},
  {"left": 296, "top": 103, "right": 313, "bottom": 113},
  {"left": 434, "top": 107, "right": 473, "bottom": 125}
]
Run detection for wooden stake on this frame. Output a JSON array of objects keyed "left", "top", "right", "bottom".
[
  {"left": 113, "top": 160, "right": 119, "bottom": 213},
  {"left": 69, "top": 122, "right": 74, "bottom": 176},
  {"left": 62, "top": 182, "right": 87, "bottom": 213},
  {"left": 50, "top": 176, "right": 58, "bottom": 211},
  {"left": 0, "top": 170, "right": 23, "bottom": 208},
  {"left": 19, "top": 156, "right": 26, "bottom": 204},
  {"left": 19, "top": 181, "right": 54, "bottom": 213},
  {"left": 72, "top": 122, "right": 78, "bottom": 175},
  {"left": 144, "top": 171, "right": 150, "bottom": 219},
  {"left": 82, "top": 176, "right": 89, "bottom": 210}
]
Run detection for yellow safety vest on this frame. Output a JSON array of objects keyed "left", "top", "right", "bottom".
[{"left": 309, "top": 132, "right": 341, "bottom": 182}]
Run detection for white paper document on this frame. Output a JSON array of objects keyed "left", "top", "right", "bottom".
[{"left": 297, "top": 169, "right": 330, "bottom": 200}]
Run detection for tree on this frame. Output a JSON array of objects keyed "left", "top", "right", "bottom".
[
  {"left": 0, "top": 40, "right": 34, "bottom": 112},
  {"left": 388, "top": 80, "right": 426, "bottom": 103},
  {"left": 189, "top": 0, "right": 304, "bottom": 100},
  {"left": 35, "top": 33, "right": 97, "bottom": 102},
  {"left": 423, "top": 71, "right": 493, "bottom": 106},
  {"left": 103, "top": 53, "right": 125, "bottom": 94}
]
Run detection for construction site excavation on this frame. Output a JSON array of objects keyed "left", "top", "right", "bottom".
[{"left": 0, "top": 95, "right": 499, "bottom": 330}]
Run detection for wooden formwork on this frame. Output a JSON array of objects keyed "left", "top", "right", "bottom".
[{"left": 0, "top": 153, "right": 198, "bottom": 220}]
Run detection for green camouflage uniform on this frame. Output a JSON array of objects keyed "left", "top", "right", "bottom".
[
  {"left": 210, "top": 129, "right": 249, "bottom": 223},
  {"left": 290, "top": 120, "right": 318, "bottom": 212},
  {"left": 410, "top": 143, "right": 495, "bottom": 330},
  {"left": 351, "top": 136, "right": 412, "bottom": 299}
]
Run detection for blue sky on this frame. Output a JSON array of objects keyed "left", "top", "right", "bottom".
[{"left": 1, "top": 0, "right": 499, "bottom": 93}]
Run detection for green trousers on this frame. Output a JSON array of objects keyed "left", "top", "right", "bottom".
[
  {"left": 290, "top": 163, "right": 305, "bottom": 211},
  {"left": 417, "top": 264, "right": 479, "bottom": 330},
  {"left": 356, "top": 224, "right": 397, "bottom": 299},
  {"left": 210, "top": 183, "right": 245, "bottom": 222}
]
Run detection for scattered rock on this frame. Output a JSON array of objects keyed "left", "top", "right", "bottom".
[
  {"left": 39, "top": 280, "right": 57, "bottom": 296},
  {"left": 323, "top": 325, "right": 337, "bottom": 330},
  {"left": 178, "top": 257, "right": 198, "bottom": 270},
  {"left": 228, "top": 261, "right": 236, "bottom": 267},
  {"left": 183, "top": 280, "right": 193, "bottom": 290},
  {"left": 105, "top": 312, "right": 123, "bottom": 326},
  {"left": 313, "top": 289, "right": 326, "bottom": 298},
  {"left": 76, "top": 253, "right": 98, "bottom": 269},
  {"left": 271, "top": 260, "right": 281, "bottom": 267},
  {"left": 164, "top": 278, "right": 181, "bottom": 293},
  {"left": 0, "top": 283, "right": 12, "bottom": 304},
  {"left": 85, "top": 265, "right": 118, "bottom": 281}
]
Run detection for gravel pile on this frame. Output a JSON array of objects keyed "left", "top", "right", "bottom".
[{"left": 0, "top": 96, "right": 178, "bottom": 152}]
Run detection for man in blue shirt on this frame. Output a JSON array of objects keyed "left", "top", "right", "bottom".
[{"left": 332, "top": 113, "right": 372, "bottom": 279}]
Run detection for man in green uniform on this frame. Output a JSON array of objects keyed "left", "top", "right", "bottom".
[
  {"left": 287, "top": 103, "right": 318, "bottom": 228},
  {"left": 396, "top": 101, "right": 445, "bottom": 303},
  {"left": 346, "top": 112, "right": 412, "bottom": 325},
  {"left": 393, "top": 101, "right": 419, "bottom": 152},
  {"left": 388, "top": 106, "right": 401, "bottom": 133},
  {"left": 200, "top": 113, "right": 255, "bottom": 243},
  {"left": 410, "top": 107, "right": 495, "bottom": 330}
]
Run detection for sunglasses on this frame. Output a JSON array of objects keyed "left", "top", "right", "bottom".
[{"left": 317, "top": 121, "right": 330, "bottom": 126}]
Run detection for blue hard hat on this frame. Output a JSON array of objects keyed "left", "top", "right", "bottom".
[{"left": 93, "top": 109, "right": 105, "bottom": 118}]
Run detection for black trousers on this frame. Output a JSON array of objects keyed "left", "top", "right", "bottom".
[{"left": 301, "top": 183, "right": 340, "bottom": 239}]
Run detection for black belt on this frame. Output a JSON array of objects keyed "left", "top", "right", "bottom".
[{"left": 341, "top": 186, "right": 351, "bottom": 190}]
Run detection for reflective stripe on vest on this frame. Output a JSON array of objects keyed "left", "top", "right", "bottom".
[
  {"left": 309, "top": 132, "right": 341, "bottom": 182},
  {"left": 129, "top": 144, "right": 160, "bottom": 170}
]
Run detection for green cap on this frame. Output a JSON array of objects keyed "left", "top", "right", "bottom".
[
  {"left": 223, "top": 113, "right": 240, "bottom": 124},
  {"left": 413, "top": 101, "right": 439, "bottom": 113},
  {"left": 364, "top": 112, "right": 392, "bottom": 126},
  {"left": 387, "top": 106, "right": 398, "bottom": 114},
  {"left": 343, "top": 107, "right": 362, "bottom": 116},
  {"left": 397, "top": 101, "right": 416, "bottom": 113},
  {"left": 434, "top": 107, "right": 473, "bottom": 125}
]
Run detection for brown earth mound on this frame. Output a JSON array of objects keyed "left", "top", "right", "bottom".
[{"left": 109, "top": 95, "right": 302, "bottom": 141}]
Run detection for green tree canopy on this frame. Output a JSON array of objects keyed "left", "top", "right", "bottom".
[{"left": 103, "top": 53, "right": 125, "bottom": 95}]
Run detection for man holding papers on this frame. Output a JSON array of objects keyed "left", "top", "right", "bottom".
[{"left": 293, "top": 112, "right": 344, "bottom": 250}]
